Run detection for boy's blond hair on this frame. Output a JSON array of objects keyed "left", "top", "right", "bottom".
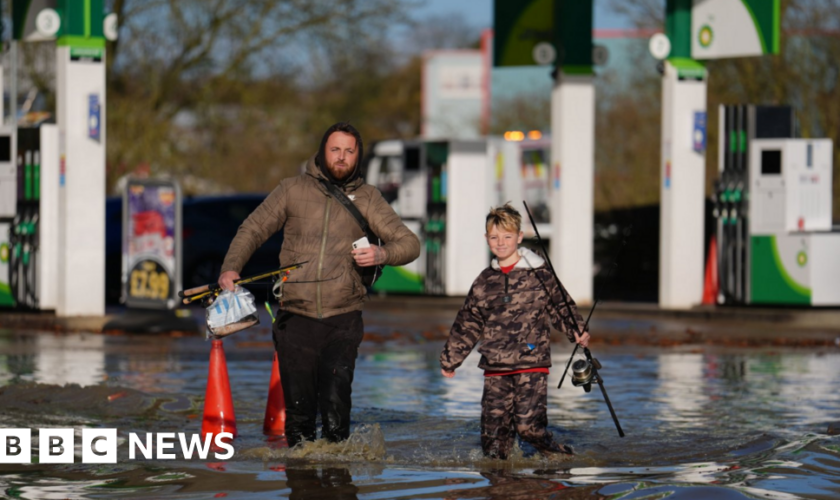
[{"left": 485, "top": 203, "right": 522, "bottom": 233}]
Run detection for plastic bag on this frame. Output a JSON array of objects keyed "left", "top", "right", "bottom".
[{"left": 205, "top": 286, "right": 259, "bottom": 339}]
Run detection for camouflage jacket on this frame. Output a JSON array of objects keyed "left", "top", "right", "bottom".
[{"left": 440, "top": 248, "right": 587, "bottom": 372}]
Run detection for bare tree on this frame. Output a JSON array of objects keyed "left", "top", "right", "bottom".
[
  {"left": 605, "top": 0, "right": 664, "bottom": 30},
  {"left": 489, "top": 90, "right": 551, "bottom": 135},
  {"left": 105, "top": 0, "right": 413, "bottom": 192}
]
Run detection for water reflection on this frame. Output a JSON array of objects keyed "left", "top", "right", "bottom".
[
  {"left": 0, "top": 329, "right": 839, "bottom": 499},
  {"left": 656, "top": 353, "right": 705, "bottom": 425},
  {"left": 285, "top": 467, "right": 358, "bottom": 499},
  {"left": 357, "top": 351, "right": 436, "bottom": 412},
  {"left": 0, "top": 333, "right": 105, "bottom": 386},
  {"left": 1, "top": 333, "right": 838, "bottom": 439},
  {"left": 0, "top": 333, "right": 37, "bottom": 383},
  {"left": 439, "top": 351, "right": 483, "bottom": 417},
  {"left": 34, "top": 335, "right": 105, "bottom": 386},
  {"left": 442, "top": 469, "right": 580, "bottom": 499},
  {"left": 775, "top": 354, "right": 840, "bottom": 427}
]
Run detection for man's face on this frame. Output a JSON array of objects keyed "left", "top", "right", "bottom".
[{"left": 324, "top": 131, "right": 359, "bottom": 181}]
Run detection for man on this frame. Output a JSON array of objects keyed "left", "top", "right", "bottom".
[{"left": 217, "top": 122, "right": 420, "bottom": 446}]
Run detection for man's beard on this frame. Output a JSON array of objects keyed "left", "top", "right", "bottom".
[{"left": 327, "top": 160, "right": 355, "bottom": 180}]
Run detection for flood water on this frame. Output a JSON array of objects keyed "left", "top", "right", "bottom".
[{"left": 1, "top": 306, "right": 839, "bottom": 499}]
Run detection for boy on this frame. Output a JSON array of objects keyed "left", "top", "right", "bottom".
[{"left": 440, "top": 203, "right": 590, "bottom": 460}]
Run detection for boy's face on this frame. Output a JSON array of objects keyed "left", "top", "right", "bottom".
[{"left": 485, "top": 225, "right": 523, "bottom": 262}]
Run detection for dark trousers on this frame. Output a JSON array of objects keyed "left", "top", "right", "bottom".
[
  {"left": 481, "top": 372, "right": 564, "bottom": 459},
  {"left": 273, "top": 310, "right": 364, "bottom": 447}
]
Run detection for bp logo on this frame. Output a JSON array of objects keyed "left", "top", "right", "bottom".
[
  {"left": 0, "top": 243, "right": 9, "bottom": 264},
  {"left": 796, "top": 251, "right": 808, "bottom": 267},
  {"left": 698, "top": 25, "right": 713, "bottom": 48}
]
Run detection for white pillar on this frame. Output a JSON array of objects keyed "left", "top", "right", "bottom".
[
  {"left": 499, "top": 139, "right": 523, "bottom": 212},
  {"left": 0, "top": 66, "right": 4, "bottom": 123},
  {"left": 38, "top": 125, "right": 60, "bottom": 310},
  {"left": 550, "top": 72, "right": 594, "bottom": 304},
  {"left": 56, "top": 46, "right": 106, "bottom": 316},
  {"left": 659, "top": 61, "right": 707, "bottom": 308},
  {"left": 446, "top": 140, "right": 493, "bottom": 296}
]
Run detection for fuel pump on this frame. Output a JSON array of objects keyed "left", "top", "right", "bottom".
[
  {"left": 716, "top": 104, "right": 840, "bottom": 305},
  {"left": 425, "top": 142, "right": 448, "bottom": 295},
  {"left": 715, "top": 105, "right": 794, "bottom": 305},
  {"left": 366, "top": 138, "right": 502, "bottom": 297},
  {"left": 11, "top": 136, "right": 40, "bottom": 308},
  {"left": 4, "top": 127, "right": 59, "bottom": 310},
  {"left": 0, "top": 127, "right": 17, "bottom": 307},
  {"left": 748, "top": 138, "right": 839, "bottom": 305}
]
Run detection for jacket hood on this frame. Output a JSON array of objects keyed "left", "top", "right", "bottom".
[{"left": 490, "top": 247, "right": 545, "bottom": 270}]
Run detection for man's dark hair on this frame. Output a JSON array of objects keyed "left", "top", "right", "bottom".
[{"left": 317, "top": 122, "right": 364, "bottom": 185}]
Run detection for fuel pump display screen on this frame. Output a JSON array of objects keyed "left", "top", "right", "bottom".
[
  {"left": 761, "top": 150, "right": 782, "bottom": 175},
  {"left": 404, "top": 145, "right": 420, "bottom": 171},
  {"left": 0, "top": 136, "right": 11, "bottom": 162}
]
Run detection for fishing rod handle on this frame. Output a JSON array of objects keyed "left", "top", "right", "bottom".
[
  {"left": 179, "top": 261, "right": 307, "bottom": 302},
  {"left": 182, "top": 271, "right": 270, "bottom": 301},
  {"left": 180, "top": 283, "right": 212, "bottom": 298},
  {"left": 182, "top": 290, "right": 213, "bottom": 305},
  {"left": 178, "top": 262, "right": 301, "bottom": 298}
]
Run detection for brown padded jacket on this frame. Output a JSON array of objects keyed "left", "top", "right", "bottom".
[{"left": 220, "top": 157, "right": 420, "bottom": 319}]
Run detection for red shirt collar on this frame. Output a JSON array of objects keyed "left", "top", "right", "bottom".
[{"left": 500, "top": 259, "right": 519, "bottom": 274}]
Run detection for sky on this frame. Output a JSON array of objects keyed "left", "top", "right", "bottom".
[
  {"left": 412, "top": 1, "right": 647, "bottom": 104},
  {"left": 414, "top": 0, "right": 635, "bottom": 31},
  {"left": 414, "top": 1, "right": 651, "bottom": 134}
]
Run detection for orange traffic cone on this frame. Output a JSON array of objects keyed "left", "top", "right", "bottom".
[
  {"left": 702, "top": 235, "right": 719, "bottom": 305},
  {"left": 202, "top": 339, "right": 237, "bottom": 441},
  {"left": 263, "top": 352, "right": 286, "bottom": 436}
]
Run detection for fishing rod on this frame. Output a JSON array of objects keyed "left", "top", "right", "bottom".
[
  {"left": 178, "top": 261, "right": 308, "bottom": 305},
  {"left": 575, "top": 346, "right": 625, "bottom": 437},
  {"left": 557, "top": 230, "right": 628, "bottom": 390},
  {"left": 520, "top": 201, "right": 595, "bottom": 385},
  {"left": 522, "top": 201, "right": 626, "bottom": 438}
]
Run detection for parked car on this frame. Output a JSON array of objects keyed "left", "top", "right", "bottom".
[{"left": 106, "top": 194, "right": 284, "bottom": 304}]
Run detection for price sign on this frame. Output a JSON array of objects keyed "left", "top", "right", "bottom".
[{"left": 123, "top": 179, "right": 182, "bottom": 309}]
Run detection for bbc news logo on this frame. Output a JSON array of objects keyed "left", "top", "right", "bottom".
[{"left": 0, "top": 429, "right": 234, "bottom": 463}]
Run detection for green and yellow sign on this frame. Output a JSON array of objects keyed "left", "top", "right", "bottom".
[
  {"left": 493, "top": 0, "right": 592, "bottom": 71},
  {"left": 13, "top": 0, "right": 105, "bottom": 47},
  {"left": 691, "top": 0, "right": 780, "bottom": 59}
]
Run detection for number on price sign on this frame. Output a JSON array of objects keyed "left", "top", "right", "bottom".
[{"left": 129, "top": 260, "right": 171, "bottom": 301}]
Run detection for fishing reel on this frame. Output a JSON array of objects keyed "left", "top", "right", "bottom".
[{"left": 570, "top": 354, "right": 602, "bottom": 393}]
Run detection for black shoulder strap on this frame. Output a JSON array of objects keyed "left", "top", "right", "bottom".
[{"left": 318, "top": 178, "right": 378, "bottom": 242}]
